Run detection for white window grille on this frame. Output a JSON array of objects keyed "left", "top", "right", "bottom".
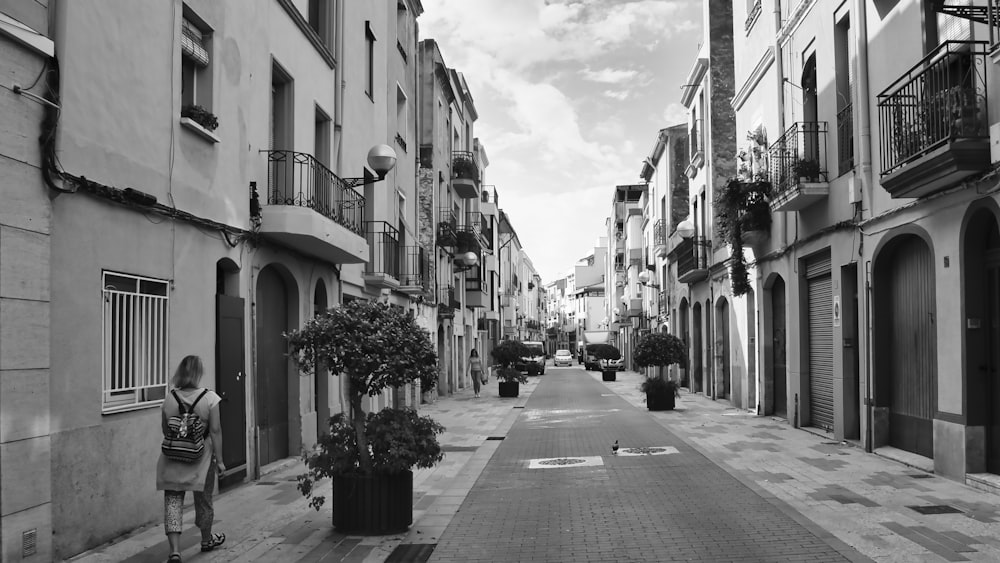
[{"left": 102, "top": 271, "right": 170, "bottom": 413}]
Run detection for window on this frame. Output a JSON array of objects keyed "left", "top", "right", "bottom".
[
  {"left": 308, "top": 0, "right": 334, "bottom": 48},
  {"left": 365, "top": 21, "right": 376, "bottom": 99},
  {"left": 396, "top": 85, "right": 408, "bottom": 151},
  {"left": 180, "top": 9, "right": 213, "bottom": 113},
  {"left": 102, "top": 271, "right": 170, "bottom": 413},
  {"left": 315, "top": 105, "right": 331, "bottom": 167},
  {"left": 396, "top": 1, "right": 411, "bottom": 62},
  {"left": 271, "top": 61, "right": 293, "bottom": 151}
]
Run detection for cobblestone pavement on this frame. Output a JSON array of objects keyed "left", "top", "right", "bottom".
[{"left": 68, "top": 366, "right": 1000, "bottom": 562}]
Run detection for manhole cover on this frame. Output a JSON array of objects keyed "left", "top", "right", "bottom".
[
  {"left": 908, "top": 505, "right": 962, "bottom": 515},
  {"left": 538, "top": 458, "right": 587, "bottom": 466},
  {"left": 617, "top": 446, "right": 679, "bottom": 457},
  {"left": 527, "top": 456, "right": 603, "bottom": 469}
]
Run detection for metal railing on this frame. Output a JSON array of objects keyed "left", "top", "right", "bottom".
[
  {"left": 837, "top": 103, "right": 854, "bottom": 175},
  {"left": 675, "top": 237, "right": 708, "bottom": 278},
  {"left": 400, "top": 246, "right": 428, "bottom": 288},
  {"left": 767, "top": 121, "right": 829, "bottom": 198},
  {"left": 653, "top": 219, "right": 667, "bottom": 249},
  {"left": 877, "top": 41, "right": 988, "bottom": 177},
  {"left": 437, "top": 206, "right": 458, "bottom": 248},
  {"left": 452, "top": 150, "right": 480, "bottom": 182},
  {"left": 365, "top": 221, "right": 400, "bottom": 279},
  {"left": 464, "top": 265, "right": 487, "bottom": 293},
  {"left": 262, "top": 150, "right": 366, "bottom": 235}
]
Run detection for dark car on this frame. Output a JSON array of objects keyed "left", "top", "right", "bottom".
[{"left": 515, "top": 341, "right": 547, "bottom": 375}]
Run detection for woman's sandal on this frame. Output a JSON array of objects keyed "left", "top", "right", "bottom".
[
  {"left": 167, "top": 554, "right": 182, "bottom": 563},
  {"left": 200, "top": 532, "right": 226, "bottom": 552}
]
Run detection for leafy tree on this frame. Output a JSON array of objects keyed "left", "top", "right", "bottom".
[
  {"left": 633, "top": 332, "right": 685, "bottom": 369},
  {"left": 491, "top": 339, "right": 529, "bottom": 383}
]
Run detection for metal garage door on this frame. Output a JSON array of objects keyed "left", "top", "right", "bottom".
[{"left": 807, "top": 254, "right": 834, "bottom": 430}]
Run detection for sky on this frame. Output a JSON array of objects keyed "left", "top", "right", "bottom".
[{"left": 419, "top": 0, "right": 704, "bottom": 285}]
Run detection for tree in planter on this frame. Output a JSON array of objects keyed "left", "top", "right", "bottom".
[
  {"left": 715, "top": 177, "right": 772, "bottom": 297},
  {"left": 285, "top": 300, "right": 443, "bottom": 524},
  {"left": 589, "top": 343, "right": 621, "bottom": 381},
  {"left": 491, "top": 340, "right": 529, "bottom": 397},
  {"left": 633, "top": 332, "right": 686, "bottom": 410}
]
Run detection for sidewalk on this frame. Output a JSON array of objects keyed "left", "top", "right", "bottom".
[
  {"left": 66, "top": 377, "right": 540, "bottom": 563},
  {"left": 597, "top": 369, "right": 1000, "bottom": 562}
]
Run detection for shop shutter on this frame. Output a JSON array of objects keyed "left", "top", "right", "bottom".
[{"left": 807, "top": 253, "right": 834, "bottom": 430}]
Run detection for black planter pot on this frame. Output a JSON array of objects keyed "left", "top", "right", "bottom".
[
  {"left": 602, "top": 369, "right": 617, "bottom": 382},
  {"left": 646, "top": 390, "right": 676, "bottom": 411},
  {"left": 498, "top": 381, "right": 519, "bottom": 397},
  {"left": 332, "top": 470, "right": 413, "bottom": 534}
]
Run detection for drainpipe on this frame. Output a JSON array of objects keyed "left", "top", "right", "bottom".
[
  {"left": 333, "top": 0, "right": 345, "bottom": 175},
  {"left": 853, "top": 0, "right": 874, "bottom": 215},
  {"left": 864, "top": 261, "right": 874, "bottom": 452}
]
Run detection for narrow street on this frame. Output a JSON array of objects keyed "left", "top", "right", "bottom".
[
  {"left": 70, "top": 364, "right": 1000, "bottom": 563},
  {"left": 429, "top": 367, "right": 858, "bottom": 562}
]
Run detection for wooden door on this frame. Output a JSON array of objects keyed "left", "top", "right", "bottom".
[
  {"left": 256, "top": 268, "right": 289, "bottom": 465},
  {"left": 773, "top": 278, "right": 788, "bottom": 418},
  {"left": 216, "top": 294, "right": 246, "bottom": 488}
]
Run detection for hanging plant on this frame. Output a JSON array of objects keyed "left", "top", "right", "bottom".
[{"left": 715, "top": 178, "right": 772, "bottom": 297}]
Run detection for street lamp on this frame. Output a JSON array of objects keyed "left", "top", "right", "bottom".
[
  {"left": 453, "top": 251, "right": 479, "bottom": 272},
  {"left": 341, "top": 144, "right": 398, "bottom": 188},
  {"left": 638, "top": 270, "right": 660, "bottom": 289},
  {"left": 676, "top": 219, "right": 711, "bottom": 246}
]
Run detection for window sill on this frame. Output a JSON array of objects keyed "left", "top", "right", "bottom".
[
  {"left": 102, "top": 400, "right": 164, "bottom": 415},
  {"left": 180, "top": 117, "right": 220, "bottom": 143}
]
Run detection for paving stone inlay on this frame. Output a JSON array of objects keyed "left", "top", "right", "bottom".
[
  {"left": 617, "top": 446, "right": 679, "bottom": 456},
  {"left": 527, "top": 456, "right": 603, "bottom": 469}
]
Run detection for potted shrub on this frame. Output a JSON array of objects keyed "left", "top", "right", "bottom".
[
  {"left": 715, "top": 177, "right": 771, "bottom": 296},
  {"left": 633, "top": 332, "right": 686, "bottom": 411},
  {"left": 491, "top": 339, "right": 529, "bottom": 397},
  {"left": 180, "top": 104, "right": 219, "bottom": 131},
  {"left": 286, "top": 300, "right": 443, "bottom": 534},
  {"left": 793, "top": 158, "right": 822, "bottom": 183},
  {"left": 589, "top": 343, "right": 622, "bottom": 382}
]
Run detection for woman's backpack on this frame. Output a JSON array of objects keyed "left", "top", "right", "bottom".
[{"left": 161, "top": 389, "right": 209, "bottom": 463}]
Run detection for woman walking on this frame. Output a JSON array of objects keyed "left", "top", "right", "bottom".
[
  {"left": 156, "top": 355, "right": 226, "bottom": 562},
  {"left": 469, "top": 349, "right": 484, "bottom": 398}
]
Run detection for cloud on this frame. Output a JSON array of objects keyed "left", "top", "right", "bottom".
[
  {"left": 604, "top": 90, "right": 631, "bottom": 101},
  {"left": 581, "top": 67, "right": 640, "bottom": 84},
  {"left": 661, "top": 102, "right": 689, "bottom": 126}
]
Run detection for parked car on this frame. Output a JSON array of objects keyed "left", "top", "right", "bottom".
[
  {"left": 514, "top": 341, "right": 547, "bottom": 375},
  {"left": 553, "top": 349, "right": 573, "bottom": 367},
  {"left": 601, "top": 358, "right": 624, "bottom": 371}
]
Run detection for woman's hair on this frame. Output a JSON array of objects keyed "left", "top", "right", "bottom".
[
  {"left": 172, "top": 355, "right": 205, "bottom": 389},
  {"left": 470, "top": 349, "right": 479, "bottom": 357}
]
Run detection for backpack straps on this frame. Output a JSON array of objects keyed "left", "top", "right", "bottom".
[{"left": 172, "top": 389, "right": 210, "bottom": 414}]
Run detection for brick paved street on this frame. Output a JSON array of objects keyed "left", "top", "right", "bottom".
[{"left": 68, "top": 365, "right": 1000, "bottom": 563}]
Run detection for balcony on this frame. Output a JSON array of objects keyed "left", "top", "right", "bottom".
[
  {"left": 653, "top": 219, "right": 668, "bottom": 258},
  {"left": 399, "top": 246, "right": 429, "bottom": 295},
  {"left": 260, "top": 150, "right": 367, "bottom": 264},
  {"left": 437, "top": 285, "right": 458, "bottom": 319},
  {"left": 473, "top": 212, "right": 494, "bottom": 251},
  {"left": 456, "top": 214, "right": 483, "bottom": 255},
  {"left": 437, "top": 207, "right": 458, "bottom": 249},
  {"left": 626, "top": 298, "right": 643, "bottom": 318},
  {"left": 877, "top": 41, "right": 989, "bottom": 199},
  {"left": 628, "top": 248, "right": 643, "bottom": 266},
  {"left": 673, "top": 237, "right": 709, "bottom": 284},
  {"left": 464, "top": 267, "right": 488, "bottom": 308},
  {"left": 452, "top": 151, "right": 480, "bottom": 199},
  {"left": 768, "top": 122, "right": 830, "bottom": 212},
  {"left": 364, "top": 221, "right": 400, "bottom": 289}
]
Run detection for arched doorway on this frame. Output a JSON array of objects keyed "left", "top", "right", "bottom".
[
  {"left": 679, "top": 298, "right": 690, "bottom": 389},
  {"left": 964, "top": 207, "right": 1000, "bottom": 472},
  {"left": 771, "top": 276, "right": 788, "bottom": 418},
  {"left": 313, "top": 281, "right": 329, "bottom": 438},
  {"left": 692, "top": 302, "right": 703, "bottom": 394},
  {"left": 255, "top": 266, "right": 296, "bottom": 465},
  {"left": 874, "top": 234, "right": 937, "bottom": 458},
  {"left": 716, "top": 298, "right": 731, "bottom": 401}
]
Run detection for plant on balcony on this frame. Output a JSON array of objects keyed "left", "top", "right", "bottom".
[
  {"left": 793, "top": 158, "right": 822, "bottom": 182},
  {"left": 286, "top": 300, "right": 442, "bottom": 533},
  {"left": 180, "top": 104, "right": 219, "bottom": 131},
  {"left": 715, "top": 177, "right": 772, "bottom": 296},
  {"left": 452, "top": 154, "right": 478, "bottom": 181},
  {"left": 634, "top": 332, "right": 685, "bottom": 411},
  {"left": 491, "top": 339, "right": 529, "bottom": 397}
]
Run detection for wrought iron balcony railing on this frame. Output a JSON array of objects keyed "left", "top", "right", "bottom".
[
  {"left": 675, "top": 237, "right": 709, "bottom": 282},
  {"left": 767, "top": 121, "right": 829, "bottom": 197},
  {"left": 653, "top": 219, "right": 667, "bottom": 248},
  {"left": 400, "top": 246, "right": 429, "bottom": 289},
  {"left": 690, "top": 118, "right": 704, "bottom": 161},
  {"left": 437, "top": 206, "right": 458, "bottom": 248},
  {"left": 452, "top": 150, "right": 480, "bottom": 183},
  {"left": 837, "top": 103, "right": 854, "bottom": 175},
  {"left": 877, "top": 41, "right": 988, "bottom": 177},
  {"left": 364, "top": 221, "right": 400, "bottom": 279},
  {"left": 262, "top": 150, "right": 365, "bottom": 235}
]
